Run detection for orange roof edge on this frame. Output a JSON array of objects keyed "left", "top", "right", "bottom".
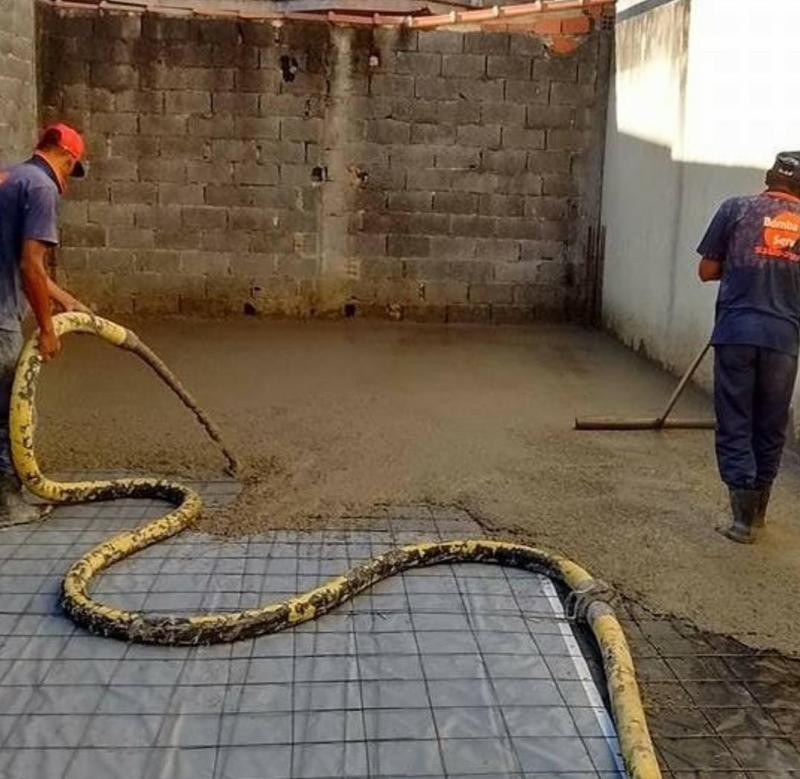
[{"left": 47, "top": 0, "right": 615, "bottom": 32}]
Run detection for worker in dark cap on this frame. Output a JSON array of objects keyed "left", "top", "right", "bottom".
[
  {"left": 0, "top": 123, "right": 90, "bottom": 524},
  {"left": 698, "top": 151, "right": 800, "bottom": 543}
]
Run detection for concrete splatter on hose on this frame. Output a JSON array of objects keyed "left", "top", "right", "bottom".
[{"left": 10, "top": 312, "right": 661, "bottom": 779}]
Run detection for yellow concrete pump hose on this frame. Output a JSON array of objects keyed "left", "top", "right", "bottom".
[{"left": 9, "top": 312, "right": 661, "bottom": 779}]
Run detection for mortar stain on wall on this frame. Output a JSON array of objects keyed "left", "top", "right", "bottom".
[{"left": 34, "top": 6, "right": 610, "bottom": 322}]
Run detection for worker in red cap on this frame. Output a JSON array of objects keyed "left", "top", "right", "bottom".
[{"left": 0, "top": 123, "right": 90, "bottom": 524}]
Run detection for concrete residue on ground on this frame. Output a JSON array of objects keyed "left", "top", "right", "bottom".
[{"left": 36, "top": 318, "right": 800, "bottom": 655}]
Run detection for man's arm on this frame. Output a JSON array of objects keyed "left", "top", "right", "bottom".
[
  {"left": 46, "top": 277, "right": 91, "bottom": 313},
  {"left": 20, "top": 239, "right": 60, "bottom": 360},
  {"left": 698, "top": 257, "right": 723, "bottom": 282},
  {"left": 697, "top": 199, "right": 733, "bottom": 283}
]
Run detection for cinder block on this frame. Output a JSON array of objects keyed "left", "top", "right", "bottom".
[
  {"left": 502, "top": 127, "right": 546, "bottom": 150},
  {"left": 109, "top": 134, "right": 159, "bottom": 158},
  {"left": 442, "top": 54, "right": 485, "bottom": 79},
  {"left": 428, "top": 236, "right": 477, "bottom": 261},
  {"left": 474, "top": 238, "right": 520, "bottom": 263},
  {"left": 464, "top": 32, "right": 510, "bottom": 55},
  {"left": 233, "top": 162, "right": 280, "bottom": 186},
  {"left": 89, "top": 157, "right": 138, "bottom": 181},
  {"left": 133, "top": 249, "right": 181, "bottom": 273},
  {"left": 86, "top": 249, "right": 133, "bottom": 274},
  {"left": 349, "top": 233, "right": 387, "bottom": 258},
  {"left": 446, "top": 259, "right": 494, "bottom": 283},
  {"left": 89, "top": 64, "right": 137, "bottom": 92},
  {"left": 212, "top": 92, "right": 259, "bottom": 115},
  {"left": 181, "top": 206, "right": 228, "bottom": 230},
  {"left": 152, "top": 226, "right": 204, "bottom": 250},
  {"left": 388, "top": 234, "right": 430, "bottom": 257},
  {"left": 180, "top": 250, "right": 231, "bottom": 275},
  {"left": 133, "top": 204, "right": 182, "bottom": 230},
  {"left": 469, "top": 283, "right": 513, "bottom": 304},
  {"left": 450, "top": 215, "right": 497, "bottom": 238},
  {"left": 279, "top": 117, "right": 321, "bottom": 143},
  {"left": 519, "top": 239, "right": 566, "bottom": 262},
  {"left": 527, "top": 150, "right": 572, "bottom": 174},
  {"left": 433, "top": 191, "right": 478, "bottom": 215},
  {"left": 116, "top": 89, "right": 164, "bottom": 113},
  {"left": 140, "top": 157, "right": 186, "bottom": 183},
  {"left": 542, "top": 174, "right": 579, "bottom": 197},
  {"left": 107, "top": 226, "right": 156, "bottom": 249},
  {"left": 410, "top": 99, "right": 480, "bottom": 126},
  {"left": 487, "top": 55, "right": 531, "bottom": 81},
  {"left": 451, "top": 171, "right": 502, "bottom": 195},
  {"left": 369, "top": 74, "right": 413, "bottom": 98},
  {"left": 525, "top": 196, "right": 570, "bottom": 220},
  {"left": 498, "top": 171, "right": 543, "bottom": 196},
  {"left": 88, "top": 202, "right": 136, "bottom": 226},
  {"left": 421, "top": 280, "right": 468, "bottom": 305},
  {"left": 165, "top": 90, "right": 211, "bottom": 114},
  {"left": 509, "top": 34, "right": 544, "bottom": 57},
  {"left": 418, "top": 31, "right": 463, "bottom": 54},
  {"left": 416, "top": 77, "right": 503, "bottom": 103},
  {"left": 228, "top": 207, "right": 278, "bottom": 231},
  {"left": 388, "top": 145, "right": 435, "bottom": 169},
  {"left": 154, "top": 42, "right": 213, "bottom": 69},
  {"left": 139, "top": 114, "right": 188, "bottom": 136},
  {"left": 478, "top": 193, "right": 524, "bottom": 218},
  {"left": 111, "top": 181, "right": 157, "bottom": 204},
  {"left": 457, "top": 124, "right": 501, "bottom": 149},
  {"left": 534, "top": 57, "right": 578, "bottom": 83},
  {"left": 360, "top": 257, "right": 404, "bottom": 280},
  {"left": 482, "top": 150, "right": 528, "bottom": 175},
  {"left": 549, "top": 82, "right": 595, "bottom": 106},
  {"left": 447, "top": 304, "right": 492, "bottom": 323},
  {"left": 236, "top": 69, "right": 278, "bottom": 93},
  {"left": 159, "top": 182, "right": 205, "bottom": 205},
  {"left": 211, "top": 42, "right": 259, "bottom": 70},
  {"left": 236, "top": 116, "right": 280, "bottom": 140},
  {"left": 394, "top": 51, "right": 441, "bottom": 77},
  {"left": 384, "top": 190, "right": 431, "bottom": 214},
  {"left": 496, "top": 217, "right": 543, "bottom": 240},
  {"left": 142, "top": 15, "right": 191, "bottom": 41},
  {"left": 480, "top": 102, "right": 525, "bottom": 127},
  {"left": 578, "top": 60, "right": 598, "bottom": 86},
  {"left": 411, "top": 123, "right": 456, "bottom": 146},
  {"left": 546, "top": 128, "right": 589, "bottom": 151},
  {"left": 186, "top": 161, "right": 233, "bottom": 184},
  {"left": 366, "top": 119, "right": 410, "bottom": 145},
  {"left": 210, "top": 139, "right": 257, "bottom": 163},
  {"left": 526, "top": 104, "right": 575, "bottom": 130},
  {"left": 96, "top": 12, "right": 142, "bottom": 40},
  {"left": 505, "top": 80, "right": 548, "bottom": 105},
  {"left": 434, "top": 147, "right": 480, "bottom": 170},
  {"left": 89, "top": 112, "right": 137, "bottom": 134}
]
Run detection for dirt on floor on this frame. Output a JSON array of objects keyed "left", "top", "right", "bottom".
[{"left": 35, "top": 317, "right": 800, "bottom": 655}]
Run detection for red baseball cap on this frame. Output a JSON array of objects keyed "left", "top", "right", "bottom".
[{"left": 40, "top": 123, "right": 86, "bottom": 178}]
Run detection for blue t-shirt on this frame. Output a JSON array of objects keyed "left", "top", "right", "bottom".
[
  {"left": 0, "top": 156, "right": 60, "bottom": 332},
  {"left": 698, "top": 191, "right": 800, "bottom": 356}
]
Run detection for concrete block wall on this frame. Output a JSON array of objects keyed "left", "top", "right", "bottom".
[
  {"left": 39, "top": 6, "right": 609, "bottom": 321},
  {"left": 0, "top": 0, "right": 38, "bottom": 161}
]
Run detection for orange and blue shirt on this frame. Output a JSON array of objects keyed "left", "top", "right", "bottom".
[{"left": 698, "top": 190, "right": 800, "bottom": 356}]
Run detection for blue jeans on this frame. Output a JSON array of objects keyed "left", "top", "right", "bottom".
[
  {"left": 0, "top": 329, "right": 22, "bottom": 476},
  {"left": 714, "top": 344, "right": 798, "bottom": 489}
]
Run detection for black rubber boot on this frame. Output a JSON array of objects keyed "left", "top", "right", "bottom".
[
  {"left": 753, "top": 484, "right": 771, "bottom": 530},
  {"left": 719, "top": 487, "right": 761, "bottom": 544}
]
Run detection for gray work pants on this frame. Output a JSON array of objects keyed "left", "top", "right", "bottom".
[{"left": 0, "top": 329, "right": 23, "bottom": 476}]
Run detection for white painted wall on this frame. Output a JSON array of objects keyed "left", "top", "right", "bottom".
[{"left": 602, "top": 0, "right": 800, "bottom": 414}]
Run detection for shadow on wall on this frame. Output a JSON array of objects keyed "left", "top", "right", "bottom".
[{"left": 600, "top": 9, "right": 766, "bottom": 392}]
